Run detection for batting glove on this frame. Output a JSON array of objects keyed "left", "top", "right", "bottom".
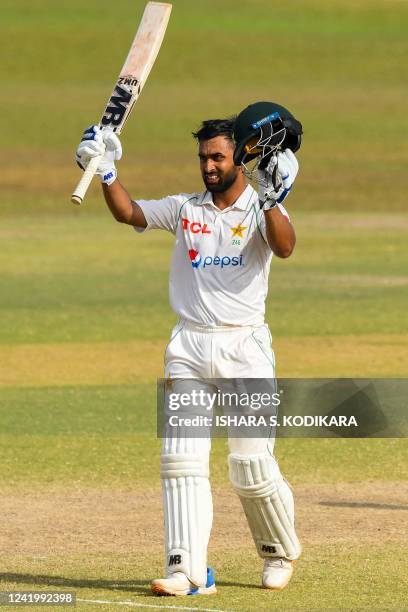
[
  {"left": 258, "top": 149, "right": 299, "bottom": 210},
  {"left": 76, "top": 125, "right": 122, "bottom": 185}
]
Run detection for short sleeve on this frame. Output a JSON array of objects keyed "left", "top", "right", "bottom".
[{"left": 134, "top": 193, "right": 196, "bottom": 235}]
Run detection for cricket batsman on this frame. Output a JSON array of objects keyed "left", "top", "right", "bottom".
[{"left": 75, "top": 101, "right": 303, "bottom": 595}]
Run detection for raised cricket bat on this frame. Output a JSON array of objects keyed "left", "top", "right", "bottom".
[{"left": 71, "top": 1, "right": 172, "bottom": 205}]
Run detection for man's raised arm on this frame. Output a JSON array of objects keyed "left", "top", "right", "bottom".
[
  {"left": 102, "top": 181, "right": 147, "bottom": 227},
  {"left": 263, "top": 207, "right": 296, "bottom": 258},
  {"left": 258, "top": 148, "right": 299, "bottom": 257},
  {"left": 75, "top": 125, "right": 147, "bottom": 228}
]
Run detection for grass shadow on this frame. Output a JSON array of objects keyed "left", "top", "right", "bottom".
[
  {"left": 0, "top": 573, "right": 266, "bottom": 594},
  {"left": 0, "top": 573, "right": 150, "bottom": 596},
  {"left": 319, "top": 501, "right": 408, "bottom": 510}
]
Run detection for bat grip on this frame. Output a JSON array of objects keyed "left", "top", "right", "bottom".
[{"left": 71, "top": 155, "right": 102, "bottom": 205}]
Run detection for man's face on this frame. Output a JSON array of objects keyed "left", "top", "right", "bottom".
[{"left": 198, "top": 136, "right": 240, "bottom": 193}]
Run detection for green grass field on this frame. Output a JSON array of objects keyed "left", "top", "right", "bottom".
[{"left": 1, "top": 1, "right": 407, "bottom": 610}]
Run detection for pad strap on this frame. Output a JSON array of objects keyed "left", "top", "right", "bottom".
[
  {"left": 229, "top": 453, "right": 301, "bottom": 560},
  {"left": 161, "top": 453, "right": 212, "bottom": 586}
]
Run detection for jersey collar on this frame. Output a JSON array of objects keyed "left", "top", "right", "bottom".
[{"left": 198, "top": 184, "right": 257, "bottom": 211}]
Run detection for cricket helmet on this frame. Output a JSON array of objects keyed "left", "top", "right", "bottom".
[{"left": 233, "top": 101, "right": 303, "bottom": 167}]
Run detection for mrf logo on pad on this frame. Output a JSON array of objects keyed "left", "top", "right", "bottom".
[{"left": 188, "top": 250, "right": 244, "bottom": 269}]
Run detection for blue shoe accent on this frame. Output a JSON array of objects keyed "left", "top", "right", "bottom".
[
  {"left": 187, "top": 567, "right": 216, "bottom": 596},
  {"left": 206, "top": 567, "right": 215, "bottom": 588},
  {"left": 188, "top": 587, "right": 199, "bottom": 595}
]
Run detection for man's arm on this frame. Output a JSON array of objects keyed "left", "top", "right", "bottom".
[
  {"left": 102, "top": 180, "right": 147, "bottom": 228},
  {"left": 257, "top": 148, "right": 299, "bottom": 257},
  {"left": 76, "top": 126, "right": 180, "bottom": 232},
  {"left": 263, "top": 207, "right": 296, "bottom": 258},
  {"left": 75, "top": 126, "right": 147, "bottom": 228}
]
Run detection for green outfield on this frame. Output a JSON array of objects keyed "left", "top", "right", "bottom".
[{"left": 1, "top": 0, "right": 407, "bottom": 610}]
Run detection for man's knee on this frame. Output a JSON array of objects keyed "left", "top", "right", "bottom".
[
  {"left": 161, "top": 452, "right": 209, "bottom": 479},
  {"left": 228, "top": 452, "right": 301, "bottom": 560}
]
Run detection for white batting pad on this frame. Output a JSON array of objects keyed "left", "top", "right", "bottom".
[
  {"left": 161, "top": 441, "right": 212, "bottom": 587},
  {"left": 228, "top": 453, "right": 301, "bottom": 560}
]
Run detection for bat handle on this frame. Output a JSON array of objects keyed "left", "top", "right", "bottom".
[{"left": 71, "top": 155, "right": 102, "bottom": 205}]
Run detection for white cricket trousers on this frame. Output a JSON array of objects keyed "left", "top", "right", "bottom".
[
  {"left": 165, "top": 319, "right": 276, "bottom": 454},
  {"left": 160, "top": 320, "right": 300, "bottom": 587}
]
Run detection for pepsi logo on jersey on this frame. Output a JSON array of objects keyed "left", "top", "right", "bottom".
[
  {"left": 189, "top": 249, "right": 202, "bottom": 268},
  {"left": 188, "top": 250, "right": 244, "bottom": 269}
]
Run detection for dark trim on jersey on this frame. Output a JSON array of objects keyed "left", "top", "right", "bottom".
[
  {"left": 233, "top": 189, "right": 259, "bottom": 237},
  {"left": 175, "top": 194, "right": 200, "bottom": 227}
]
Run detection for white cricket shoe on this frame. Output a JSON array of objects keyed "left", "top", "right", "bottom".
[
  {"left": 262, "top": 557, "right": 294, "bottom": 590},
  {"left": 151, "top": 567, "right": 216, "bottom": 596}
]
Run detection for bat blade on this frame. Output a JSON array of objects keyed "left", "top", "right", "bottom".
[{"left": 71, "top": 1, "right": 172, "bottom": 205}]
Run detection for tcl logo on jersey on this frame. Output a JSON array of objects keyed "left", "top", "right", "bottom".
[
  {"left": 188, "top": 250, "right": 244, "bottom": 269},
  {"left": 182, "top": 218, "right": 211, "bottom": 234}
]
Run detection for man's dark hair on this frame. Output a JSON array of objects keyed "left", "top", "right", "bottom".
[{"left": 192, "top": 118, "right": 236, "bottom": 145}]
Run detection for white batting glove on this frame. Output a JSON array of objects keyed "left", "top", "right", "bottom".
[
  {"left": 258, "top": 149, "right": 299, "bottom": 210},
  {"left": 76, "top": 125, "right": 122, "bottom": 185}
]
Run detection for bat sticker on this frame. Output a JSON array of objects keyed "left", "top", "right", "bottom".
[
  {"left": 101, "top": 85, "right": 132, "bottom": 127},
  {"left": 71, "top": 1, "right": 172, "bottom": 204},
  {"left": 118, "top": 76, "right": 139, "bottom": 86}
]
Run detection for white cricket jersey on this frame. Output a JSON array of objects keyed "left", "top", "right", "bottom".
[{"left": 135, "top": 184, "right": 289, "bottom": 327}]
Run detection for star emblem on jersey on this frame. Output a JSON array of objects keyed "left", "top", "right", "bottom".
[
  {"left": 189, "top": 249, "right": 201, "bottom": 268},
  {"left": 231, "top": 224, "right": 247, "bottom": 238}
]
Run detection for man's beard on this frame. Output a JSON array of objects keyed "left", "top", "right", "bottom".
[{"left": 203, "top": 168, "right": 239, "bottom": 193}]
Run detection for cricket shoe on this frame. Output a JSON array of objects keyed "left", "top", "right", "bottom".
[
  {"left": 151, "top": 567, "right": 216, "bottom": 596},
  {"left": 262, "top": 557, "right": 294, "bottom": 590}
]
